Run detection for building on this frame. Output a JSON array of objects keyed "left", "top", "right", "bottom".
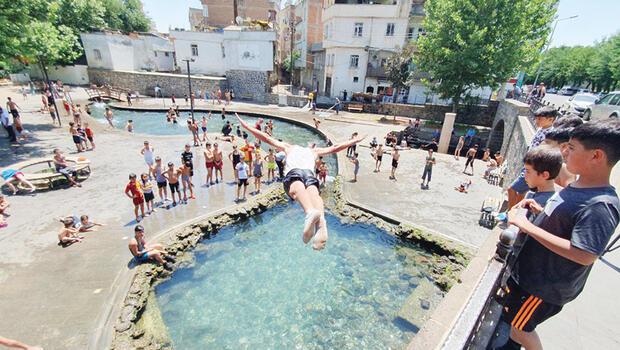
[
  {"left": 80, "top": 32, "right": 175, "bottom": 72},
  {"left": 190, "top": 0, "right": 278, "bottom": 29},
  {"left": 293, "top": 0, "right": 324, "bottom": 92},
  {"left": 321, "top": 0, "right": 411, "bottom": 99}
]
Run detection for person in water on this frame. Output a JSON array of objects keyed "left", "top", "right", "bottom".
[{"left": 236, "top": 113, "right": 365, "bottom": 250}]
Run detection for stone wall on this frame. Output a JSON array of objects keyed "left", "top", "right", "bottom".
[
  {"left": 345, "top": 101, "right": 499, "bottom": 127},
  {"left": 87, "top": 68, "right": 227, "bottom": 97},
  {"left": 226, "top": 70, "right": 269, "bottom": 103}
]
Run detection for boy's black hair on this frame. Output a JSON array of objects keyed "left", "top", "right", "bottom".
[
  {"left": 553, "top": 114, "right": 583, "bottom": 129},
  {"left": 523, "top": 145, "right": 563, "bottom": 179},
  {"left": 534, "top": 106, "right": 558, "bottom": 119},
  {"left": 128, "top": 173, "right": 137, "bottom": 179},
  {"left": 570, "top": 119, "right": 620, "bottom": 165}
]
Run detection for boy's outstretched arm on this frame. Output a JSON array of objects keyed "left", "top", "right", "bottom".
[
  {"left": 236, "top": 113, "right": 288, "bottom": 150},
  {"left": 316, "top": 134, "right": 366, "bottom": 156},
  {"left": 508, "top": 209, "right": 598, "bottom": 266}
]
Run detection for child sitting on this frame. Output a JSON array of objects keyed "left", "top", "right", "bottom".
[
  {"left": 78, "top": 215, "right": 104, "bottom": 232},
  {"left": 58, "top": 217, "right": 84, "bottom": 245}
]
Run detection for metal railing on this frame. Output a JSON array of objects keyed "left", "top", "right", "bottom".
[{"left": 441, "top": 224, "right": 522, "bottom": 349}]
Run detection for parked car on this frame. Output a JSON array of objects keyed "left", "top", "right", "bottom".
[
  {"left": 546, "top": 87, "right": 557, "bottom": 94},
  {"left": 559, "top": 86, "right": 579, "bottom": 96},
  {"left": 560, "top": 93, "right": 598, "bottom": 116},
  {"left": 578, "top": 88, "right": 591, "bottom": 93},
  {"left": 582, "top": 91, "right": 620, "bottom": 121}
]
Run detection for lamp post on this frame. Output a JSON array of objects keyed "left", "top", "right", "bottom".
[
  {"left": 533, "top": 15, "right": 578, "bottom": 88},
  {"left": 182, "top": 58, "right": 195, "bottom": 122},
  {"left": 39, "top": 58, "right": 61, "bottom": 127}
]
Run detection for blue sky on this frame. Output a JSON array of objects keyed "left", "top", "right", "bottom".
[{"left": 142, "top": 0, "right": 620, "bottom": 47}]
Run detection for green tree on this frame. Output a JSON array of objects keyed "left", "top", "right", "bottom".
[
  {"left": 385, "top": 44, "right": 416, "bottom": 102},
  {"left": 21, "top": 21, "right": 82, "bottom": 67},
  {"left": 53, "top": 0, "right": 107, "bottom": 35},
  {"left": 282, "top": 50, "right": 301, "bottom": 73},
  {"left": 416, "top": 0, "right": 557, "bottom": 112}
]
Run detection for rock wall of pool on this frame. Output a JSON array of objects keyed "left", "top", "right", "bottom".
[{"left": 110, "top": 179, "right": 471, "bottom": 350}]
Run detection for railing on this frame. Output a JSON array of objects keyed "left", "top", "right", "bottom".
[
  {"left": 85, "top": 85, "right": 129, "bottom": 102},
  {"left": 515, "top": 95, "right": 561, "bottom": 127},
  {"left": 441, "top": 224, "right": 522, "bottom": 349}
]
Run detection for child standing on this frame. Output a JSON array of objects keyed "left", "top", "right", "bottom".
[
  {"left": 319, "top": 162, "right": 328, "bottom": 185},
  {"left": 126, "top": 119, "right": 134, "bottom": 133},
  {"left": 236, "top": 158, "right": 249, "bottom": 201},
  {"left": 266, "top": 148, "right": 276, "bottom": 183},
  {"left": 124, "top": 173, "right": 146, "bottom": 222},
  {"left": 253, "top": 150, "right": 264, "bottom": 194},
  {"left": 505, "top": 120, "right": 620, "bottom": 350},
  {"left": 140, "top": 173, "right": 156, "bottom": 214},
  {"left": 350, "top": 152, "right": 360, "bottom": 182},
  {"left": 164, "top": 162, "right": 181, "bottom": 206},
  {"left": 69, "top": 122, "right": 84, "bottom": 152},
  {"left": 152, "top": 157, "right": 168, "bottom": 204},
  {"left": 374, "top": 144, "right": 384, "bottom": 172},
  {"left": 463, "top": 144, "right": 479, "bottom": 175},
  {"left": 421, "top": 149, "right": 436, "bottom": 188},
  {"left": 84, "top": 122, "right": 95, "bottom": 150},
  {"left": 201, "top": 114, "right": 209, "bottom": 142},
  {"left": 390, "top": 147, "right": 400, "bottom": 180},
  {"left": 179, "top": 161, "right": 195, "bottom": 202},
  {"left": 141, "top": 141, "right": 155, "bottom": 175}
]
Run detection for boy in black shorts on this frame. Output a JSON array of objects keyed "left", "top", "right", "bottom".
[
  {"left": 503, "top": 120, "right": 620, "bottom": 349},
  {"left": 389, "top": 147, "right": 400, "bottom": 180}
]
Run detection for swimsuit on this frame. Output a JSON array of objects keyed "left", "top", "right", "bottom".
[
  {"left": 169, "top": 182, "right": 179, "bottom": 193},
  {"left": 267, "top": 161, "right": 276, "bottom": 171},
  {"left": 282, "top": 146, "right": 320, "bottom": 198},
  {"left": 253, "top": 162, "right": 263, "bottom": 178},
  {"left": 143, "top": 149, "right": 154, "bottom": 165},
  {"left": 392, "top": 159, "right": 399, "bottom": 168},
  {"left": 154, "top": 167, "right": 167, "bottom": 187},
  {"left": 72, "top": 135, "right": 82, "bottom": 144}
]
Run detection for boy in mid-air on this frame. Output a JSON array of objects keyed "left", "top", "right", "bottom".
[
  {"left": 237, "top": 114, "right": 364, "bottom": 250},
  {"left": 504, "top": 120, "right": 620, "bottom": 350}
]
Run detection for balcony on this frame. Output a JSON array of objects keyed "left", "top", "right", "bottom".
[{"left": 366, "top": 64, "right": 388, "bottom": 79}]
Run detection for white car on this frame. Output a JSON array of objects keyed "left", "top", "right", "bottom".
[
  {"left": 583, "top": 91, "right": 620, "bottom": 121},
  {"left": 560, "top": 93, "right": 598, "bottom": 117}
]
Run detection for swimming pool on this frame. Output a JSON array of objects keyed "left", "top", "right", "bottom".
[
  {"left": 155, "top": 205, "right": 442, "bottom": 349},
  {"left": 89, "top": 104, "right": 337, "bottom": 173}
]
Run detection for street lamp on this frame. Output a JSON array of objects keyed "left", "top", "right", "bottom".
[
  {"left": 182, "top": 58, "right": 196, "bottom": 122},
  {"left": 533, "top": 15, "right": 578, "bottom": 88}
]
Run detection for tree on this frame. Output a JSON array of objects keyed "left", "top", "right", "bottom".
[
  {"left": 21, "top": 21, "right": 82, "bottom": 67},
  {"left": 53, "top": 0, "right": 107, "bottom": 35},
  {"left": 282, "top": 50, "right": 300, "bottom": 73},
  {"left": 416, "top": 0, "right": 557, "bottom": 112},
  {"left": 385, "top": 45, "right": 416, "bottom": 102}
]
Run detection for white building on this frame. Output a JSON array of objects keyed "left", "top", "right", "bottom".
[
  {"left": 80, "top": 32, "right": 175, "bottom": 72},
  {"left": 321, "top": 0, "right": 411, "bottom": 99},
  {"left": 170, "top": 26, "right": 276, "bottom": 76}
]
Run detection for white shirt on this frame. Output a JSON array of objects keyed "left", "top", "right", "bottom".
[
  {"left": 284, "top": 146, "right": 315, "bottom": 174},
  {"left": 236, "top": 162, "right": 249, "bottom": 179},
  {"left": 0, "top": 109, "right": 11, "bottom": 127}
]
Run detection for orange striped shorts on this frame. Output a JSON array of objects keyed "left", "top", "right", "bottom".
[{"left": 500, "top": 277, "right": 563, "bottom": 332}]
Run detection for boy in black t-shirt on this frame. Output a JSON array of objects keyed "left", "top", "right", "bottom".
[{"left": 504, "top": 120, "right": 620, "bottom": 349}]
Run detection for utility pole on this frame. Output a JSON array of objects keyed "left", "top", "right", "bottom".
[
  {"left": 289, "top": 4, "right": 295, "bottom": 87},
  {"left": 183, "top": 58, "right": 195, "bottom": 122},
  {"left": 233, "top": 0, "right": 238, "bottom": 22}
]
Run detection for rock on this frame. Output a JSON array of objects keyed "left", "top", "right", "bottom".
[
  {"left": 396, "top": 279, "right": 437, "bottom": 330},
  {"left": 116, "top": 321, "right": 132, "bottom": 333},
  {"left": 131, "top": 328, "right": 145, "bottom": 339}
]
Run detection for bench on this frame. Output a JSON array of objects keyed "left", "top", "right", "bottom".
[
  {"left": 347, "top": 104, "right": 364, "bottom": 112},
  {"left": 5, "top": 157, "right": 91, "bottom": 190}
]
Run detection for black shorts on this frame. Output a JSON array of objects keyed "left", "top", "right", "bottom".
[
  {"left": 169, "top": 182, "right": 179, "bottom": 193},
  {"left": 283, "top": 168, "right": 320, "bottom": 198},
  {"left": 500, "top": 277, "right": 563, "bottom": 332},
  {"left": 144, "top": 192, "right": 155, "bottom": 202},
  {"left": 72, "top": 135, "right": 82, "bottom": 144},
  {"left": 377, "top": 155, "right": 383, "bottom": 161},
  {"left": 238, "top": 178, "right": 248, "bottom": 187},
  {"left": 157, "top": 181, "right": 167, "bottom": 189},
  {"left": 466, "top": 156, "right": 475, "bottom": 167},
  {"left": 392, "top": 159, "right": 399, "bottom": 168}
]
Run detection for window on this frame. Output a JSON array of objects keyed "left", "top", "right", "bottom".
[
  {"left": 386, "top": 23, "right": 395, "bottom": 36},
  {"left": 191, "top": 44, "right": 199, "bottom": 57},
  {"left": 609, "top": 94, "right": 620, "bottom": 106},
  {"left": 417, "top": 27, "right": 426, "bottom": 40},
  {"left": 353, "top": 77, "right": 359, "bottom": 83},
  {"left": 93, "top": 49, "right": 102, "bottom": 60},
  {"left": 411, "top": 4, "right": 425, "bottom": 16},
  {"left": 164, "top": 52, "right": 170, "bottom": 57},
  {"left": 350, "top": 55, "right": 359, "bottom": 68},
  {"left": 407, "top": 27, "right": 415, "bottom": 39},
  {"left": 380, "top": 58, "right": 388, "bottom": 67},
  {"left": 354, "top": 22, "right": 363, "bottom": 37},
  {"left": 154, "top": 51, "right": 158, "bottom": 57}
]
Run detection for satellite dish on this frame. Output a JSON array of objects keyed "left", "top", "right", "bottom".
[{"left": 235, "top": 16, "right": 243, "bottom": 25}]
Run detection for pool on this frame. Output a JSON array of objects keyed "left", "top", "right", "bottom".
[
  {"left": 89, "top": 104, "right": 337, "bottom": 173},
  {"left": 155, "top": 205, "right": 442, "bottom": 349}
]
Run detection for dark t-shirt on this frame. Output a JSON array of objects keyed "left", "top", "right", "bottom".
[
  {"left": 513, "top": 185, "right": 619, "bottom": 305},
  {"left": 181, "top": 151, "right": 193, "bottom": 166}
]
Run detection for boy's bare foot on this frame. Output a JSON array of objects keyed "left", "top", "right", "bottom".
[
  {"left": 302, "top": 209, "right": 321, "bottom": 243},
  {"left": 312, "top": 215, "right": 328, "bottom": 250}
]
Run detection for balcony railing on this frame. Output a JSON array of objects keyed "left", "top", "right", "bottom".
[{"left": 366, "top": 64, "right": 387, "bottom": 78}]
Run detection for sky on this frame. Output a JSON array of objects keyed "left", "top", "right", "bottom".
[{"left": 142, "top": 0, "right": 620, "bottom": 47}]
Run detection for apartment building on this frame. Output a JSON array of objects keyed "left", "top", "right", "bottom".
[
  {"left": 321, "top": 0, "right": 411, "bottom": 99},
  {"left": 190, "top": 0, "right": 277, "bottom": 30},
  {"left": 292, "top": 0, "right": 324, "bottom": 92}
]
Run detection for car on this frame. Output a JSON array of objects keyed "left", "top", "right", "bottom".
[
  {"left": 560, "top": 93, "right": 598, "bottom": 116},
  {"left": 578, "top": 88, "right": 591, "bottom": 93},
  {"left": 546, "top": 87, "right": 557, "bottom": 94},
  {"left": 558, "top": 86, "right": 579, "bottom": 96},
  {"left": 582, "top": 91, "right": 620, "bottom": 121}
]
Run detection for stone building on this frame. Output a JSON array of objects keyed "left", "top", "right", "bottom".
[{"left": 190, "top": 0, "right": 278, "bottom": 29}]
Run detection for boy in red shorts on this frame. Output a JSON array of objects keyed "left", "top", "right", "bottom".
[{"left": 124, "top": 173, "right": 146, "bottom": 222}]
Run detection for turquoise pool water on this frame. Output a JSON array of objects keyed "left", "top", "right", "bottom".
[
  {"left": 155, "top": 205, "right": 441, "bottom": 349},
  {"left": 89, "top": 104, "right": 337, "bottom": 172}
]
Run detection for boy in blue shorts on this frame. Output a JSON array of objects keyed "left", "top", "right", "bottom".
[{"left": 504, "top": 119, "right": 620, "bottom": 350}]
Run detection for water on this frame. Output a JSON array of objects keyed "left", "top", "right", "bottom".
[
  {"left": 155, "top": 205, "right": 441, "bottom": 350},
  {"left": 89, "top": 104, "right": 337, "bottom": 172}
]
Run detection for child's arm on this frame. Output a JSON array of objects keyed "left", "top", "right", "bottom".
[
  {"left": 124, "top": 187, "right": 134, "bottom": 199},
  {"left": 508, "top": 208, "right": 601, "bottom": 266}
]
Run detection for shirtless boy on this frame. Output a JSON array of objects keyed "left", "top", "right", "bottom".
[
  {"left": 59, "top": 217, "right": 84, "bottom": 245},
  {"left": 69, "top": 122, "right": 84, "bottom": 152},
  {"left": 179, "top": 161, "right": 195, "bottom": 202},
  {"left": 164, "top": 162, "right": 181, "bottom": 206},
  {"left": 152, "top": 157, "right": 169, "bottom": 204},
  {"left": 203, "top": 143, "right": 215, "bottom": 186},
  {"left": 105, "top": 108, "right": 114, "bottom": 127},
  {"left": 213, "top": 143, "right": 224, "bottom": 183},
  {"left": 390, "top": 147, "right": 400, "bottom": 180},
  {"left": 463, "top": 144, "right": 479, "bottom": 175},
  {"left": 237, "top": 113, "right": 364, "bottom": 250},
  {"left": 374, "top": 144, "right": 384, "bottom": 172},
  {"left": 129, "top": 225, "right": 173, "bottom": 269}
]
